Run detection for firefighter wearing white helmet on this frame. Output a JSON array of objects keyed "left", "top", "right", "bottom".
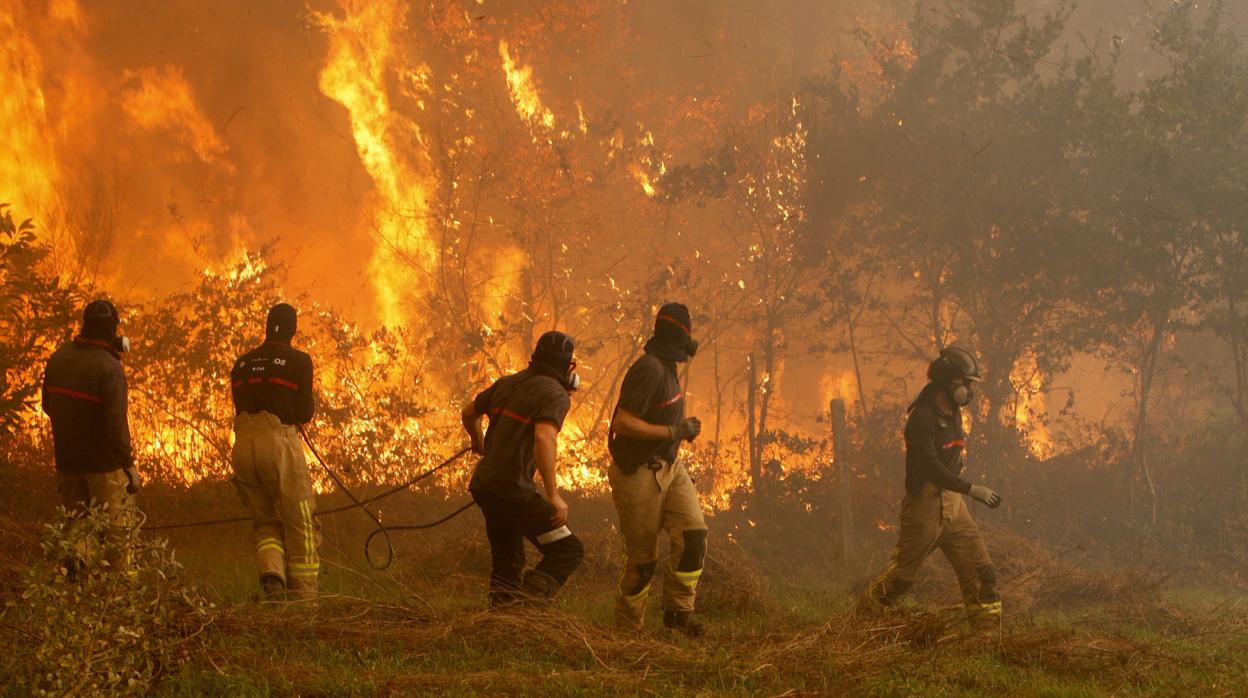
[{"left": 858, "top": 347, "right": 1003, "bottom": 628}]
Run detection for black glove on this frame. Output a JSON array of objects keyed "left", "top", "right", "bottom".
[
  {"left": 123, "top": 466, "right": 142, "bottom": 495},
  {"left": 670, "top": 417, "right": 702, "bottom": 442},
  {"left": 969, "top": 484, "right": 1001, "bottom": 508}
]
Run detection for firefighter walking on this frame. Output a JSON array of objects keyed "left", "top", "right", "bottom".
[
  {"left": 859, "top": 347, "right": 1004, "bottom": 628},
  {"left": 230, "top": 303, "right": 320, "bottom": 600},
  {"left": 41, "top": 299, "right": 141, "bottom": 575},
  {"left": 461, "top": 331, "right": 586, "bottom": 606},
  {"left": 608, "top": 303, "right": 707, "bottom": 636}
]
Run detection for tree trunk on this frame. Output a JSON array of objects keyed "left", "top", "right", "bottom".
[
  {"left": 1130, "top": 320, "right": 1166, "bottom": 527},
  {"left": 713, "top": 344, "right": 724, "bottom": 471},
  {"left": 747, "top": 352, "right": 761, "bottom": 499},
  {"left": 830, "top": 398, "right": 852, "bottom": 562},
  {"left": 846, "top": 308, "right": 870, "bottom": 424}
]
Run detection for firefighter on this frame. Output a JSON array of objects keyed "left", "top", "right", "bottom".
[
  {"left": 41, "top": 299, "right": 140, "bottom": 575},
  {"left": 461, "top": 331, "right": 586, "bottom": 607},
  {"left": 229, "top": 303, "right": 320, "bottom": 600},
  {"left": 859, "top": 347, "right": 1004, "bottom": 628},
  {"left": 607, "top": 303, "right": 707, "bottom": 637}
]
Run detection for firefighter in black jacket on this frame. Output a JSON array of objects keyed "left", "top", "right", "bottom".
[
  {"left": 859, "top": 347, "right": 1004, "bottom": 628},
  {"left": 608, "top": 303, "right": 707, "bottom": 636},
  {"left": 41, "top": 299, "right": 139, "bottom": 574},
  {"left": 461, "top": 331, "right": 586, "bottom": 607},
  {"left": 229, "top": 303, "right": 319, "bottom": 600}
]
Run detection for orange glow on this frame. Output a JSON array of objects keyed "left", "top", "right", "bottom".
[
  {"left": 121, "top": 66, "right": 231, "bottom": 169},
  {"left": 1011, "top": 352, "right": 1054, "bottom": 459},
  {"left": 0, "top": 2, "right": 72, "bottom": 218},
  {"left": 314, "top": 0, "right": 435, "bottom": 329},
  {"left": 499, "top": 39, "right": 554, "bottom": 132}
]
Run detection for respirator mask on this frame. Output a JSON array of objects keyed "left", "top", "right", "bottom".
[
  {"left": 566, "top": 361, "right": 581, "bottom": 392},
  {"left": 686, "top": 337, "right": 699, "bottom": 359},
  {"left": 949, "top": 382, "right": 974, "bottom": 407},
  {"left": 114, "top": 336, "right": 131, "bottom": 354}
]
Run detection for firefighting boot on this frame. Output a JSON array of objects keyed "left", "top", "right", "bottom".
[
  {"left": 260, "top": 573, "right": 287, "bottom": 601},
  {"left": 966, "top": 598, "right": 1003, "bottom": 632},
  {"left": 518, "top": 569, "right": 559, "bottom": 607},
  {"left": 663, "top": 610, "right": 705, "bottom": 638}
]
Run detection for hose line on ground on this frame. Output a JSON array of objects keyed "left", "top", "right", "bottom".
[{"left": 144, "top": 443, "right": 475, "bottom": 570}]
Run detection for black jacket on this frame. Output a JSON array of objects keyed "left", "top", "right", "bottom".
[
  {"left": 904, "top": 386, "right": 973, "bottom": 496},
  {"left": 230, "top": 340, "right": 315, "bottom": 425},
  {"left": 41, "top": 338, "right": 134, "bottom": 474},
  {"left": 468, "top": 368, "right": 571, "bottom": 498},
  {"left": 608, "top": 353, "right": 685, "bottom": 468}
]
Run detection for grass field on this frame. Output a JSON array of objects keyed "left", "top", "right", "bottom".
[{"left": 3, "top": 481, "right": 1248, "bottom": 696}]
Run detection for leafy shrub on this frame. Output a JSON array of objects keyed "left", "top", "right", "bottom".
[{"left": 4, "top": 506, "right": 215, "bottom": 696}]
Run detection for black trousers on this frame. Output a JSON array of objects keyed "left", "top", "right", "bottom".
[{"left": 471, "top": 487, "right": 584, "bottom": 603}]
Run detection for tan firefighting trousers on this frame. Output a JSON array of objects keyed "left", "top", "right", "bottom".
[
  {"left": 58, "top": 469, "right": 135, "bottom": 573},
  {"left": 863, "top": 483, "right": 1001, "bottom": 625},
  {"left": 231, "top": 412, "right": 321, "bottom": 599},
  {"left": 609, "top": 459, "right": 708, "bottom": 628}
]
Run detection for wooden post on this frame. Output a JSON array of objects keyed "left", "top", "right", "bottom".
[{"left": 830, "top": 398, "right": 852, "bottom": 561}]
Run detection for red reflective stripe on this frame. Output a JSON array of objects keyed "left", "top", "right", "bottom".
[
  {"left": 491, "top": 407, "right": 533, "bottom": 425},
  {"left": 248, "top": 377, "right": 263, "bottom": 384},
  {"left": 657, "top": 314, "right": 690, "bottom": 334},
  {"left": 268, "top": 377, "right": 298, "bottom": 390},
  {"left": 46, "top": 386, "right": 103, "bottom": 404},
  {"left": 942, "top": 439, "right": 966, "bottom": 450},
  {"left": 655, "top": 392, "right": 684, "bottom": 409},
  {"left": 231, "top": 380, "right": 243, "bottom": 389}
]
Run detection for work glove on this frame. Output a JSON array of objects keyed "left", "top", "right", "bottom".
[
  {"left": 968, "top": 484, "right": 1001, "bottom": 509},
  {"left": 670, "top": 417, "right": 702, "bottom": 442},
  {"left": 123, "top": 466, "right": 142, "bottom": 495}
]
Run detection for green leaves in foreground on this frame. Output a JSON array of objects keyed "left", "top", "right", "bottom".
[{"left": 4, "top": 506, "right": 215, "bottom": 697}]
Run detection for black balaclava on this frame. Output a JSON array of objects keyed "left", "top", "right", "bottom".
[
  {"left": 266, "top": 303, "right": 298, "bottom": 343},
  {"left": 644, "top": 302, "right": 697, "bottom": 363},
  {"left": 530, "top": 330, "right": 578, "bottom": 390}
]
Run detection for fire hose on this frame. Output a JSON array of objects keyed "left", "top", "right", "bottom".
[{"left": 145, "top": 436, "right": 476, "bottom": 571}]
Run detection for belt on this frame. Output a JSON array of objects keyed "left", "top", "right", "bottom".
[{"left": 616, "top": 455, "right": 670, "bottom": 475}]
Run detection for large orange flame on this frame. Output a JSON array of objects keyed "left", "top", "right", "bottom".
[{"left": 314, "top": 0, "right": 435, "bottom": 329}]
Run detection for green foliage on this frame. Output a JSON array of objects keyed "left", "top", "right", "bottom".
[
  {"left": 4, "top": 506, "right": 214, "bottom": 696},
  {"left": 0, "top": 204, "right": 79, "bottom": 436}
]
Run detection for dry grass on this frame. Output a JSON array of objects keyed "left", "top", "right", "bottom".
[{"left": 2, "top": 496, "right": 1248, "bottom": 695}]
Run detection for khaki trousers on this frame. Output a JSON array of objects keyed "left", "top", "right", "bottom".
[
  {"left": 231, "top": 412, "right": 321, "bottom": 598},
  {"left": 864, "top": 483, "right": 1001, "bottom": 622},
  {"left": 609, "top": 459, "right": 708, "bottom": 628},
  {"left": 58, "top": 469, "right": 135, "bottom": 573}
]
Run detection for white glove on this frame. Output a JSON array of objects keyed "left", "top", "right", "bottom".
[{"left": 969, "top": 484, "right": 1001, "bottom": 508}]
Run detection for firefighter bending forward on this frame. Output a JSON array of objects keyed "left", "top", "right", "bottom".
[
  {"left": 461, "top": 331, "right": 586, "bottom": 606},
  {"left": 41, "top": 300, "right": 141, "bottom": 575},
  {"left": 859, "top": 347, "right": 1004, "bottom": 628},
  {"left": 608, "top": 303, "right": 707, "bottom": 637},
  {"left": 230, "top": 303, "right": 320, "bottom": 600}
]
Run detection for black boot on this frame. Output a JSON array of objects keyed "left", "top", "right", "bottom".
[
  {"left": 663, "top": 610, "right": 705, "bottom": 637},
  {"left": 518, "top": 569, "right": 560, "bottom": 606},
  {"left": 260, "top": 573, "right": 287, "bottom": 600}
]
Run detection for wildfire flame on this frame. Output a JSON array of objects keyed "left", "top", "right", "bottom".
[
  {"left": 121, "top": 66, "right": 232, "bottom": 169},
  {"left": 314, "top": 0, "right": 435, "bottom": 329},
  {"left": 499, "top": 39, "right": 554, "bottom": 132}
]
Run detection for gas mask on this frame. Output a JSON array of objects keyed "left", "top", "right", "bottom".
[
  {"left": 949, "top": 382, "right": 974, "bottom": 407},
  {"left": 686, "top": 337, "right": 699, "bottom": 359},
  {"left": 565, "top": 361, "right": 581, "bottom": 392}
]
